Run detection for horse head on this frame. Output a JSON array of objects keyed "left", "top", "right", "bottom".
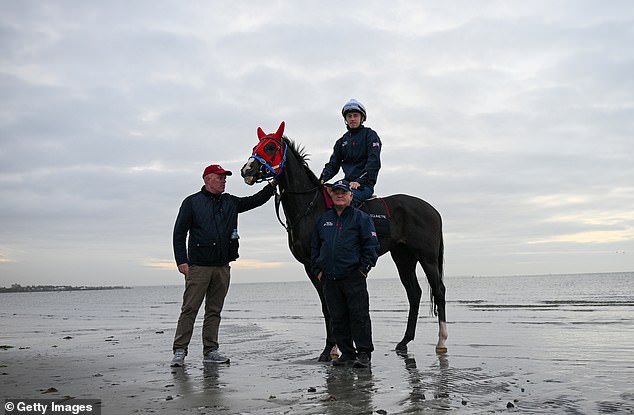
[{"left": 241, "top": 121, "right": 287, "bottom": 185}]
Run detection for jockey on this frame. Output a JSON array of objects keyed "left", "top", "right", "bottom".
[{"left": 319, "top": 99, "right": 382, "bottom": 206}]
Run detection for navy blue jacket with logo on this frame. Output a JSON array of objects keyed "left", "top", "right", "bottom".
[
  {"left": 173, "top": 184, "right": 275, "bottom": 267},
  {"left": 310, "top": 205, "right": 380, "bottom": 280},
  {"left": 320, "top": 125, "right": 382, "bottom": 187}
]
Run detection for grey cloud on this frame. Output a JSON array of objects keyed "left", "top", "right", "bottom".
[{"left": 1, "top": 1, "right": 632, "bottom": 286}]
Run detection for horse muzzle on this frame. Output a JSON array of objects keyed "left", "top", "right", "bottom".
[{"left": 241, "top": 157, "right": 260, "bottom": 185}]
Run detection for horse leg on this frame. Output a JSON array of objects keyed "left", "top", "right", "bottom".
[
  {"left": 420, "top": 260, "right": 448, "bottom": 353},
  {"left": 390, "top": 246, "right": 421, "bottom": 352},
  {"left": 306, "top": 265, "right": 337, "bottom": 361}
]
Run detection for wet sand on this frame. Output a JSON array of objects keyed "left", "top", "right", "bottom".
[
  {"left": 1, "top": 276, "right": 633, "bottom": 414},
  {"left": 2, "top": 323, "right": 454, "bottom": 414},
  {"left": 2, "top": 319, "right": 632, "bottom": 414}
]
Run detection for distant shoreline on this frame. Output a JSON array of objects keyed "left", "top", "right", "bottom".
[
  {"left": 0, "top": 271, "right": 630, "bottom": 291},
  {"left": 0, "top": 284, "right": 130, "bottom": 293}
]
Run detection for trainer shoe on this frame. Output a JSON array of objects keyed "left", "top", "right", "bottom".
[
  {"left": 354, "top": 352, "right": 371, "bottom": 368},
  {"left": 170, "top": 348, "right": 186, "bottom": 367},
  {"left": 203, "top": 350, "right": 230, "bottom": 364}
]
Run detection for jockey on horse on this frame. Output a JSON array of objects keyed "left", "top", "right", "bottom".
[{"left": 319, "top": 99, "right": 382, "bottom": 207}]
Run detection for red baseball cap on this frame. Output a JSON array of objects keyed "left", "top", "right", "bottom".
[{"left": 202, "top": 164, "right": 233, "bottom": 177}]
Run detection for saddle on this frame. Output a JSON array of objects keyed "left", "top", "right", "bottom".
[{"left": 322, "top": 189, "right": 391, "bottom": 237}]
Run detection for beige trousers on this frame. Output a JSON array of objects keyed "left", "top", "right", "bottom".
[{"left": 172, "top": 265, "right": 231, "bottom": 354}]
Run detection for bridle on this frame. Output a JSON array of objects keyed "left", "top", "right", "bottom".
[
  {"left": 249, "top": 136, "right": 288, "bottom": 182},
  {"left": 246, "top": 122, "right": 323, "bottom": 232},
  {"left": 247, "top": 121, "right": 288, "bottom": 183}
]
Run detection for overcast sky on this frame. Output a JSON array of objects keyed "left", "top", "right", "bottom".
[{"left": 1, "top": 1, "right": 632, "bottom": 287}]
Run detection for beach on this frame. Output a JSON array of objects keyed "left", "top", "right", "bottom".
[{"left": 1, "top": 273, "right": 633, "bottom": 414}]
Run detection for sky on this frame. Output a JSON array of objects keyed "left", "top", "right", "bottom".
[{"left": 1, "top": 1, "right": 633, "bottom": 287}]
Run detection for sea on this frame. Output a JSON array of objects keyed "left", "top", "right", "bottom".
[{"left": 1, "top": 272, "right": 633, "bottom": 414}]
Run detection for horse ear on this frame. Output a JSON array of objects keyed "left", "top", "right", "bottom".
[
  {"left": 257, "top": 127, "right": 266, "bottom": 139},
  {"left": 274, "top": 121, "right": 285, "bottom": 140}
]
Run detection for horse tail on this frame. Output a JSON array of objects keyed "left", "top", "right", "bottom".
[
  {"left": 438, "top": 232, "right": 444, "bottom": 281},
  {"left": 429, "top": 225, "right": 445, "bottom": 317}
]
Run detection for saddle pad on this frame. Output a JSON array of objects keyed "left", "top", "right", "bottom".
[{"left": 360, "top": 198, "right": 391, "bottom": 237}]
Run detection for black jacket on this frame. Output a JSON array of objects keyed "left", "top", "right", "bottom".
[
  {"left": 173, "top": 184, "right": 275, "bottom": 266},
  {"left": 320, "top": 126, "right": 382, "bottom": 187},
  {"left": 310, "top": 205, "right": 380, "bottom": 280}
]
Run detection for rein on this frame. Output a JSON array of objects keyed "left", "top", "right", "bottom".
[{"left": 274, "top": 184, "right": 322, "bottom": 232}]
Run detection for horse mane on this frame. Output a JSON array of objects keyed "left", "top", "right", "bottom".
[{"left": 282, "top": 136, "right": 320, "bottom": 184}]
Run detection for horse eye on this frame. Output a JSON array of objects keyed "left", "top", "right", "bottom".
[{"left": 263, "top": 142, "right": 277, "bottom": 156}]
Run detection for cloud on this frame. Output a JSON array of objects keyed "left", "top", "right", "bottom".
[
  {"left": 232, "top": 259, "right": 287, "bottom": 269},
  {"left": 1, "top": 1, "right": 633, "bottom": 285},
  {"left": 529, "top": 229, "right": 634, "bottom": 245},
  {"left": 143, "top": 260, "right": 175, "bottom": 270},
  {"left": 143, "top": 258, "right": 286, "bottom": 270}
]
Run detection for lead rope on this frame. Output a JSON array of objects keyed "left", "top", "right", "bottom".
[
  {"left": 273, "top": 186, "right": 288, "bottom": 231},
  {"left": 273, "top": 185, "right": 302, "bottom": 261}
]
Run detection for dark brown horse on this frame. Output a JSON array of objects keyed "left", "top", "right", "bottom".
[{"left": 241, "top": 121, "right": 447, "bottom": 360}]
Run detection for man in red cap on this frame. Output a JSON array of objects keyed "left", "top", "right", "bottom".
[{"left": 171, "top": 163, "right": 276, "bottom": 367}]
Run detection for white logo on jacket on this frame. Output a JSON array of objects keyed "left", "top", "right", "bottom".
[{"left": 323, "top": 221, "right": 334, "bottom": 227}]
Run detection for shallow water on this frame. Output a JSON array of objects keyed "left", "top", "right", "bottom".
[{"left": 1, "top": 272, "right": 633, "bottom": 414}]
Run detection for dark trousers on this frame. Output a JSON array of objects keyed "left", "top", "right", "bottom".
[
  {"left": 323, "top": 276, "right": 373, "bottom": 357},
  {"left": 351, "top": 185, "right": 374, "bottom": 206}
]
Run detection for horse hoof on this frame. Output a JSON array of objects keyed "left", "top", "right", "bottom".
[
  {"left": 435, "top": 346, "right": 448, "bottom": 354},
  {"left": 318, "top": 353, "right": 332, "bottom": 362},
  {"left": 395, "top": 342, "right": 408, "bottom": 352}
]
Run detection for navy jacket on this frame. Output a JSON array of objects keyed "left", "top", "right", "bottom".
[
  {"left": 310, "top": 206, "right": 380, "bottom": 280},
  {"left": 320, "top": 126, "right": 382, "bottom": 187},
  {"left": 173, "top": 184, "right": 275, "bottom": 266}
]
